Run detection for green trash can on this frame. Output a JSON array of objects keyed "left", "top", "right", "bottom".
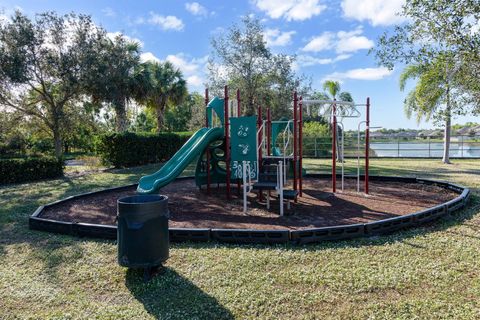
[{"left": 117, "top": 195, "right": 169, "bottom": 276}]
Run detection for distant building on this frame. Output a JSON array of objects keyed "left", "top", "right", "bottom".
[
  {"left": 474, "top": 126, "right": 480, "bottom": 136},
  {"left": 369, "top": 131, "right": 386, "bottom": 138},
  {"left": 418, "top": 130, "right": 442, "bottom": 138},
  {"left": 455, "top": 125, "right": 480, "bottom": 137}
]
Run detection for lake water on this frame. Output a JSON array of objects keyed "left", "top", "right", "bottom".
[{"left": 370, "top": 142, "right": 480, "bottom": 158}]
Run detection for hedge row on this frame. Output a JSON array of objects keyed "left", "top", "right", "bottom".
[
  {"left": 0, "top": 157, "right": 64, "bottom": 184},
  {"left": 96, "top": 132, "right": 192, "bottom": 167}
]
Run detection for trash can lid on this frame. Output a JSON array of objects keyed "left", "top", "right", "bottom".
[
  {"left": 117, "top": 195, "right": 169, "bottom": 219},
  {"left": 118, "top": 195, "right": 168, "bottom": 205}
]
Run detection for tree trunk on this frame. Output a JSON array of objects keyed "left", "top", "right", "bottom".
[
  {"left": 114, "top": 99, "right": 128, "bottom": 132},
  {"left": 442, "top": 108, "right": 452, "bottom": 164},
  {"left": 442, "top": 87, "right": 451, "bottom": 164},
  {"left": 246, "top": 93, "right": 255, "bottom": 116},
  {"left": 53, "top": 127, "right": 63, "bottom": 158},
  {"left": 155, "top": 105, "right": 165, "bottom": 133}
]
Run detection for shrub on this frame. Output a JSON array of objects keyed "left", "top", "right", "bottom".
[
  {"left": 0, "top": 134, "right": 28, "bottom": 157},
  {"left": 302, "top": 122, "right": 331, "bottom": 157},
  {"left": 96, "top": 132, "right": 192, "bottom": 167},
  {"left": 0, "top": 157, "right": 64, "bottom": 184}
]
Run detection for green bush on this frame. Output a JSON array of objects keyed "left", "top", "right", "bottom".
[
  {"left": 96, "top": 132, "right": 192, "bottom": 167},
  {"left": 28, "top": 138, "right": 54, "bottom": 154},
  {"left": 0, "top": 134, "right": 28, "bottom": 157},
  {"left": 0, "top": 157, "right": 64, "bottom": 184}
]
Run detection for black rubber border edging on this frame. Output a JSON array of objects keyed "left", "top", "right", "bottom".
[{"left": 29, "top": 175, "right": 471, "bottom": 244}]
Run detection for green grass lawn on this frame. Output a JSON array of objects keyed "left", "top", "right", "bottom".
[{"left": 1, "top": 159, "right": 479, "bottom": 319}]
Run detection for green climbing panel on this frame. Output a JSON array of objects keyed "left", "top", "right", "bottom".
[{"left": 230, "top": 116, "right": 258, "bottom": 180}]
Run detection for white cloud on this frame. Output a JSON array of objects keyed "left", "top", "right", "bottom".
[
  {"left": 187, "top": 75, "right": 204, "bottom": 87},
  {"left": 324, "top": 67, "right": 393, "bottom": 81},
  {"left": 341, "top": 0, "right": 406, "bottom": 26},
  {"left": 264, "top": 29, "right": 296, "bottom": 46},
  {"left": 297, "top": 54, "right": 351, "bottom": 67},
  {"left": 254, "top": 0, "right": 326, "bottom": 21},
  {"left": 335, "top": 54, "right": 352, "bottom": 61},
  {"left": 302, "top": 27, "right": 373, "bottom": 53},
  {"left": 302, "top": 32, "right": 334, "bottom": 52},
  {"left": 297, "top": 55, "right": 333, "bottom": 67},
  {"left": 107, "top": 32, "right": 144, "bottom": 47},
  {"left": 147, "top": 12, "right": 184, "bottom": 31},
  {"left": 102, "top": 7, "right": 116, "bottom": 17},
  {"left": 185, "top": 2, "right": 208, "bottom": 16},
  {"left": 140, "top": 52, "right": 161, "bottom": 63},
  {"left": 179, "top": 55, "right": 208, "bottom": 90},
  {"left": 166, "top": 54, "right": 200, "bottom": 74},
  {"left": 336, "top": 28, "right": 374, "bottom": 53}
]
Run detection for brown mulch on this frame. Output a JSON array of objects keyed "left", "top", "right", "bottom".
[{"left": 40, "top": 177, "right": 458, "bottom": 230}]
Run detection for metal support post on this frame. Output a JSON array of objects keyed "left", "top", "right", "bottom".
[
  {"left": 224, "top": 85, "right": 231, "bottom": 199},
  {"left": 205, "top": 88, "right": 211, "bottom": 195}
]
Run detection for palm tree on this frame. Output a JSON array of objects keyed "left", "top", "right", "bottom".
[
  {"left": 399, "top": 56, "right": 458, "bottom": 164},
  {"left": 137, "top": 61, "right": 187, "bottom": 132},
  {"left": 312, "top": 80, "right": 354, "bottom": 161},
  {"left": 86, "top": 35, "right": 142, "bottom": 132},
  {"left": 322, "top": 80, "right": 354, "bottom": 116}
]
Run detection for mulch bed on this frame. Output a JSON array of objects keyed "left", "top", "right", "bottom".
[{"left": 40, "top": 177, "right": 458, "bottom": 230}]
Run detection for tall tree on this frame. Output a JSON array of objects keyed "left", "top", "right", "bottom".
[
  {"left": 187, "top": 92, "right": 209, "bottom": 131},
  {"left": 85, "top": 34, "right": 142, "bottom": 132},
  {"left": 209, "top": 16, "right": 269, "bottom": 115},
  {"left": 399, "top": 56, "right": 460, "bottom": 163},
  {"left": 136, "top": 61, "right": 187, "bottom": 132},
  {"left": 0, "top": 11, "right": 104, "bottom": 157},
  {"left": 372, "top": 0, "right": 480, "bottom": 163},
  {"left": 164, "top": 93, "right": 204, "bottom": 132},
  {"left": 373, "top": 0, "right": 480, "bottom": 120},
  {"left": 208, "top": 16, "right": 307, "bottom": 117}
]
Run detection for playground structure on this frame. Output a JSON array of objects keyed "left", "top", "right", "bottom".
[
  {"left": 138, "top": 85, "right": 308, "bottom": 215},
  {"left": 30, "top": 85, "right": 471, "bottom": 244},
  {"left": 137, "top": 85, "right": 375, "bottom": 215}
]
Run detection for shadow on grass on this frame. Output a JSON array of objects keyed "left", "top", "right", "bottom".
[
  {"left": 0, "top": 223, "right": 89, "bottom": 279},
  {"left": 125, "top": 267, "right": 234, "bottom": 320}
]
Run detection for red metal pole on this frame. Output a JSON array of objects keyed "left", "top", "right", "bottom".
[
  {"left": 224, "top": 85, "right": 231, "bottom": 199},
  {"left": 299, "top": 96, "right": 303, "bottom": 197},
  {"left": 293, "top": 91, "right": 298, "bottom": 192},
  {"left": 332, "top": 100, "right": 337, "bottom": 193},
  {"left": 257, "top": 105, "right": 263, "bottom": 174},
  {"left": 205, "top": 88, "right": 210, "bottom": 195},
  {"left": 257, "top": 105, "right": 263, "bottom": 201},
  {"left": 267, "top": 107, "right": 271, "bottom": 156},
  {"left": 365, "top": 97, "right": 370, "bottom": 195},
  {"left": 236, "top": 89, "right": 241, "bottom": 194}
]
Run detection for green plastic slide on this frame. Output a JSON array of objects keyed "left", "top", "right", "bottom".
[{"left": 137, "top": 127, "right": 224, "bottom": 194}]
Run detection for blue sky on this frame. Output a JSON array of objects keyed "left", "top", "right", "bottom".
[{"left": 0, "top": 0, "right": 477, "bottom": 129}]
